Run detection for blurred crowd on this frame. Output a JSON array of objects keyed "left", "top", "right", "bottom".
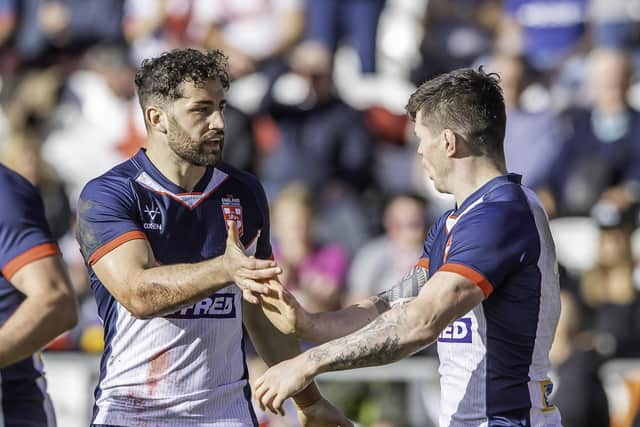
[{"left": 3, "top": 0, "right": 640, "bottom": 426}]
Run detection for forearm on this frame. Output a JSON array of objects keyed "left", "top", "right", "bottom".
[
  {"left": 128, "top": 257, "right": 231, "bottom": 318},
  {"left": 245, "top": 301, "right": 301, "bottom": 365},
  {"left": 301, "top": 265, "right": 428, "bottom": 343},
  {"left": 304, "top": 301, "right": 434, "bottom": 376},
  {"left": 302, "top": 297, "right": 385, "bottom": 344},
  {"left": 0, "top": 296, "right": 76, "bottom": 368}
]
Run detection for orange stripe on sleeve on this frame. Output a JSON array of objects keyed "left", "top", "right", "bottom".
[
  {"left": 2, "top": 242, "right": 60, "bottom": 280},
  {"left": 417, "top": 258, "right": 429, "bottom": 269},
  {"left": 438, "top": 263, "right": 494, "bottom": 297},
  {"left": 88, "top": 231, "right": 147, "bottom": 266}
]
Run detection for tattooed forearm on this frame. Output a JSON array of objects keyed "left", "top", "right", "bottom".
[
  {"left": 376, "top": 266, "right": 428, "bottom": 308},
  {"left": 307, "top": 304, "right": 416, "bottom": 371}
]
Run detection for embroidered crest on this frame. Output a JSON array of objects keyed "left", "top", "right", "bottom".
[{"left": 221, "top": 196, "right": 243, "bottom": 237}]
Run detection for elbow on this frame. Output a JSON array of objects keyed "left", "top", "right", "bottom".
[
  {"left": 122, "top": 295, "right": 156, "bottom": 320},
  {"left": 48, "top": 290, "right": 79, "bottom": 334}
]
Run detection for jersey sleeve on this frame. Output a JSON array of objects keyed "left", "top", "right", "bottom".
[
  {"left": 417, "top": 213, "right": 447, "bottom": 271},
  {"left": 438, "top": 205, "right": 538, "bottom": 298},
  {"left": 0, "top": 171, "right": 59, "bottom": 280},
  {"left": 76, "top": 177, "right": 146, "bottom": 266}
]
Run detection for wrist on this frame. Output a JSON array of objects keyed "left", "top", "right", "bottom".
[
  {"left": 292, "top": 381, "right": 322, "bottom": 409},
  {"left": 298, "top": 308, "right": 315, "bottom": 340}
]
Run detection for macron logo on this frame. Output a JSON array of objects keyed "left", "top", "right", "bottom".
[{"left": 143, "top": 205, "right": 162, "bottom": 231}]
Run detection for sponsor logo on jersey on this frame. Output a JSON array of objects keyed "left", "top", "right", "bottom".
[
  {"left": 221, "top": 196, "right": 243, "bottom": 237},
  {"left": 165, "top": 293, "right": 236, "bottom": 319},
  {"left": 437, "top": 317, "right": 472, "bottom": 343},
  {"left": 540, "top": 379, "right": 556, "bottom": 411},
  {"left": 143, "top": 204, "right": 162, "bottom": 231}
]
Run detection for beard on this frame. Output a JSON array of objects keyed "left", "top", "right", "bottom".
[{"left": 166, "top": 116, "right": 224, "bottom": 167}]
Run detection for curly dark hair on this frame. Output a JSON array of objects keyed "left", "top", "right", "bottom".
[
  {"left": 406, "top": 67, "right": 506, "bottom": 166},
  {"left": 134, "top": 48, "right": 229, "bottom": 127}
]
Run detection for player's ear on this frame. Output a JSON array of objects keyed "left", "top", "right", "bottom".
[
  {"left": 146, "top": 106, "right": 168, "bottom": 134},
  {"left": 443, "top": 128, "right": 457, "bottom": 157}
]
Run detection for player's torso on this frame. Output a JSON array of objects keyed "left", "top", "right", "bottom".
[
  {"left": 91, "top": 163, "right": 261, "bottom": 426},
  {"left": 428, "top": 181, "right": 562, "bottom": 426}
]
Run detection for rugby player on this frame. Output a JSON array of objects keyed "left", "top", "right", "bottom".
[
  {"left": 254, "top": 68, "right": 563, "bottom": 427},
  {"left": 0, "top": 164, "right": 78, "bottom": 426},
  {"left": 76, "top": 48, "right": 350, "bottom": 427}
]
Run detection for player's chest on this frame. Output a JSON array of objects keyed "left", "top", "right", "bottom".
[{"left": 133, "top": 190, "right": 262, "bottom": 263}]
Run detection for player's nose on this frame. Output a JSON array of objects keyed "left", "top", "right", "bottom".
[{"left": 208, "top": 111, "right": 224, "bottom": 130}]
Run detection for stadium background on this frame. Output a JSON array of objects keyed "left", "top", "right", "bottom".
[{"left": 3, "top": 0, "right": 640, "bottom": 425}]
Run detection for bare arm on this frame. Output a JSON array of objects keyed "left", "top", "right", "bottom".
[
  {"left": 306, "top": 271, "right": 483, "bottom": 372},
  {"left": 92, "top": 223, "right": 281, "bottom": 319},
  {"left": 261, "top": 265, "right": 428, "bottom": 343},
  {"left": 246, "top": 297, "right": 352, "bottom": 423},
  {"left": 0, "top": 255, "right": 77, "bottom": 368},
  {"left": 254, "top": 271, "right": 485, "bottom": 411}
]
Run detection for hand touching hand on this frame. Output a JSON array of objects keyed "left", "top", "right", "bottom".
[
  {"left": 259, "top": 279, "right": 310, "bottom": 336},
  {"left": 223, "top": 221, "right": 281, "bottom": 303}
]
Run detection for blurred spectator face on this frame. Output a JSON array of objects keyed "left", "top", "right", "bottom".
[
  {"left": 163, "top": 79, "right": 226, "bottom": 167},
  {"left": 588, "top": 48, "right": 630, "bottom": 111},
  {"left": 1, "top": 133, "right": 41, "bottom": 185},
  {"left": 272, "top": 195, "right": 312, "bottom": 243},
  {"left": 597, "top": 227, "right": 631, "bottom": 267},
  {"left": 271, "top": 185, "right": 314, "bottom": 265},
  {"left": 383, "top": 196, "right": 427, "bottom": 249},
  {"left": 492, "top": 54, "right": 525, "bottom": 108},
  {"left": 289, "top": 41, "right": 334, "bottom": 103}
]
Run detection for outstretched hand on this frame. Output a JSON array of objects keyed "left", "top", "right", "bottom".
[
  {"left": 223, "top": 221, "right": 281, "bottom": 303},
  {"left": 254, "top": 355, "right": 312, "bottom": 414},
  {"left": 259, "top": 279, "right": 309, "bottom": 336}
]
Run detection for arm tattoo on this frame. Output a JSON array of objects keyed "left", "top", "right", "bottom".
[
  {"left": 376, "top": 266, "right": 428, "bottom": 310},
  {"left": 306, "top": 305, "right": 412, "bottom": 371}
]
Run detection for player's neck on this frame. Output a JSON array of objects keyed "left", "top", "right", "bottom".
[
  {"left": 451, "top": 161, "right": 505, "bottom": 207},
  {"left": 146, "top": 143, "right": 207, "bottom": 192}
]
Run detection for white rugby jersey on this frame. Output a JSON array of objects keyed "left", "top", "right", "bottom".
[
  {"left": 77, "top": 150, "right": 271, "bottom": 426},
  {"left": 421, "top": 174, "right": 562, "bottom": 427}
]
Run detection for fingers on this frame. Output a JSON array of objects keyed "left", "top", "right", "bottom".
[
  {"left": 237, "top": 266, "right": 282, "bottom": 280},
  {"left": 226, "top": 220, "right": 244, "bottom": 249},
  {"left": 241, "top": 288, "right": 259, "bottom": 304}
]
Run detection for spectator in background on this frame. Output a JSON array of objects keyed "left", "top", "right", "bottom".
[
  {"left": 0, "top": 131, "right": 71, "bottom": 239},
  {"left": 190, "top": 0, "right": 304, "bottom": 79},
  {"left": 257, "top": 41, "right": 373, "bottom": 197},
  {"left": 347, "top": 193, "right": 428, "bottom": 303},
  {"left": 546, "top": 48, "right": 640, "bottom": 216},
  {"left": 490, "top": 52, "right": 566, "bottom": 215},
  {"left": 257, "top": 41, "right": 374, "bottom": 251},
  {"left": 271, "top": 183, "right": 349, "bottom": 314},
  {"left": 0, "top": 68, "right": 71, "bottom": 239},
  {"left": 412, "top": 0, "right": 500, "bottom": 84},
  {"left": 41, "top": 44, "right": 139, "bottom": 206},
  {"left": 588, "top": 0, "right": 640, "bottom": 49},
  {"left": 123, "top": 0, "right": 196, "bottom": 65},
  {"left": 498, "top": 0, "right": 589, "bottom": 74},
  {"left": 0, "top": 0, "right": 125, "bottom": 69},
  {"left": 305, "top": 0, "right": 386, "bottom": 74},
  {"left": 580, "top": 201, "right": 640, "bottom": 357},
  {"left": 549, "top": 290, "right": 610, "bottom": 427}
]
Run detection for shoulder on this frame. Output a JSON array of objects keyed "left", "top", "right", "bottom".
[
  {"left": 79, "top": 158, "right": 140, "bottom": 202},
  {"left": 217, "top": 162, "right": 262, "bottom": 190},
  {"left": 0, "top": 165, "right": 42, "bottom": 218},
  {"left": 460, "top": 185, "right": 537, "bottom": 232}
]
